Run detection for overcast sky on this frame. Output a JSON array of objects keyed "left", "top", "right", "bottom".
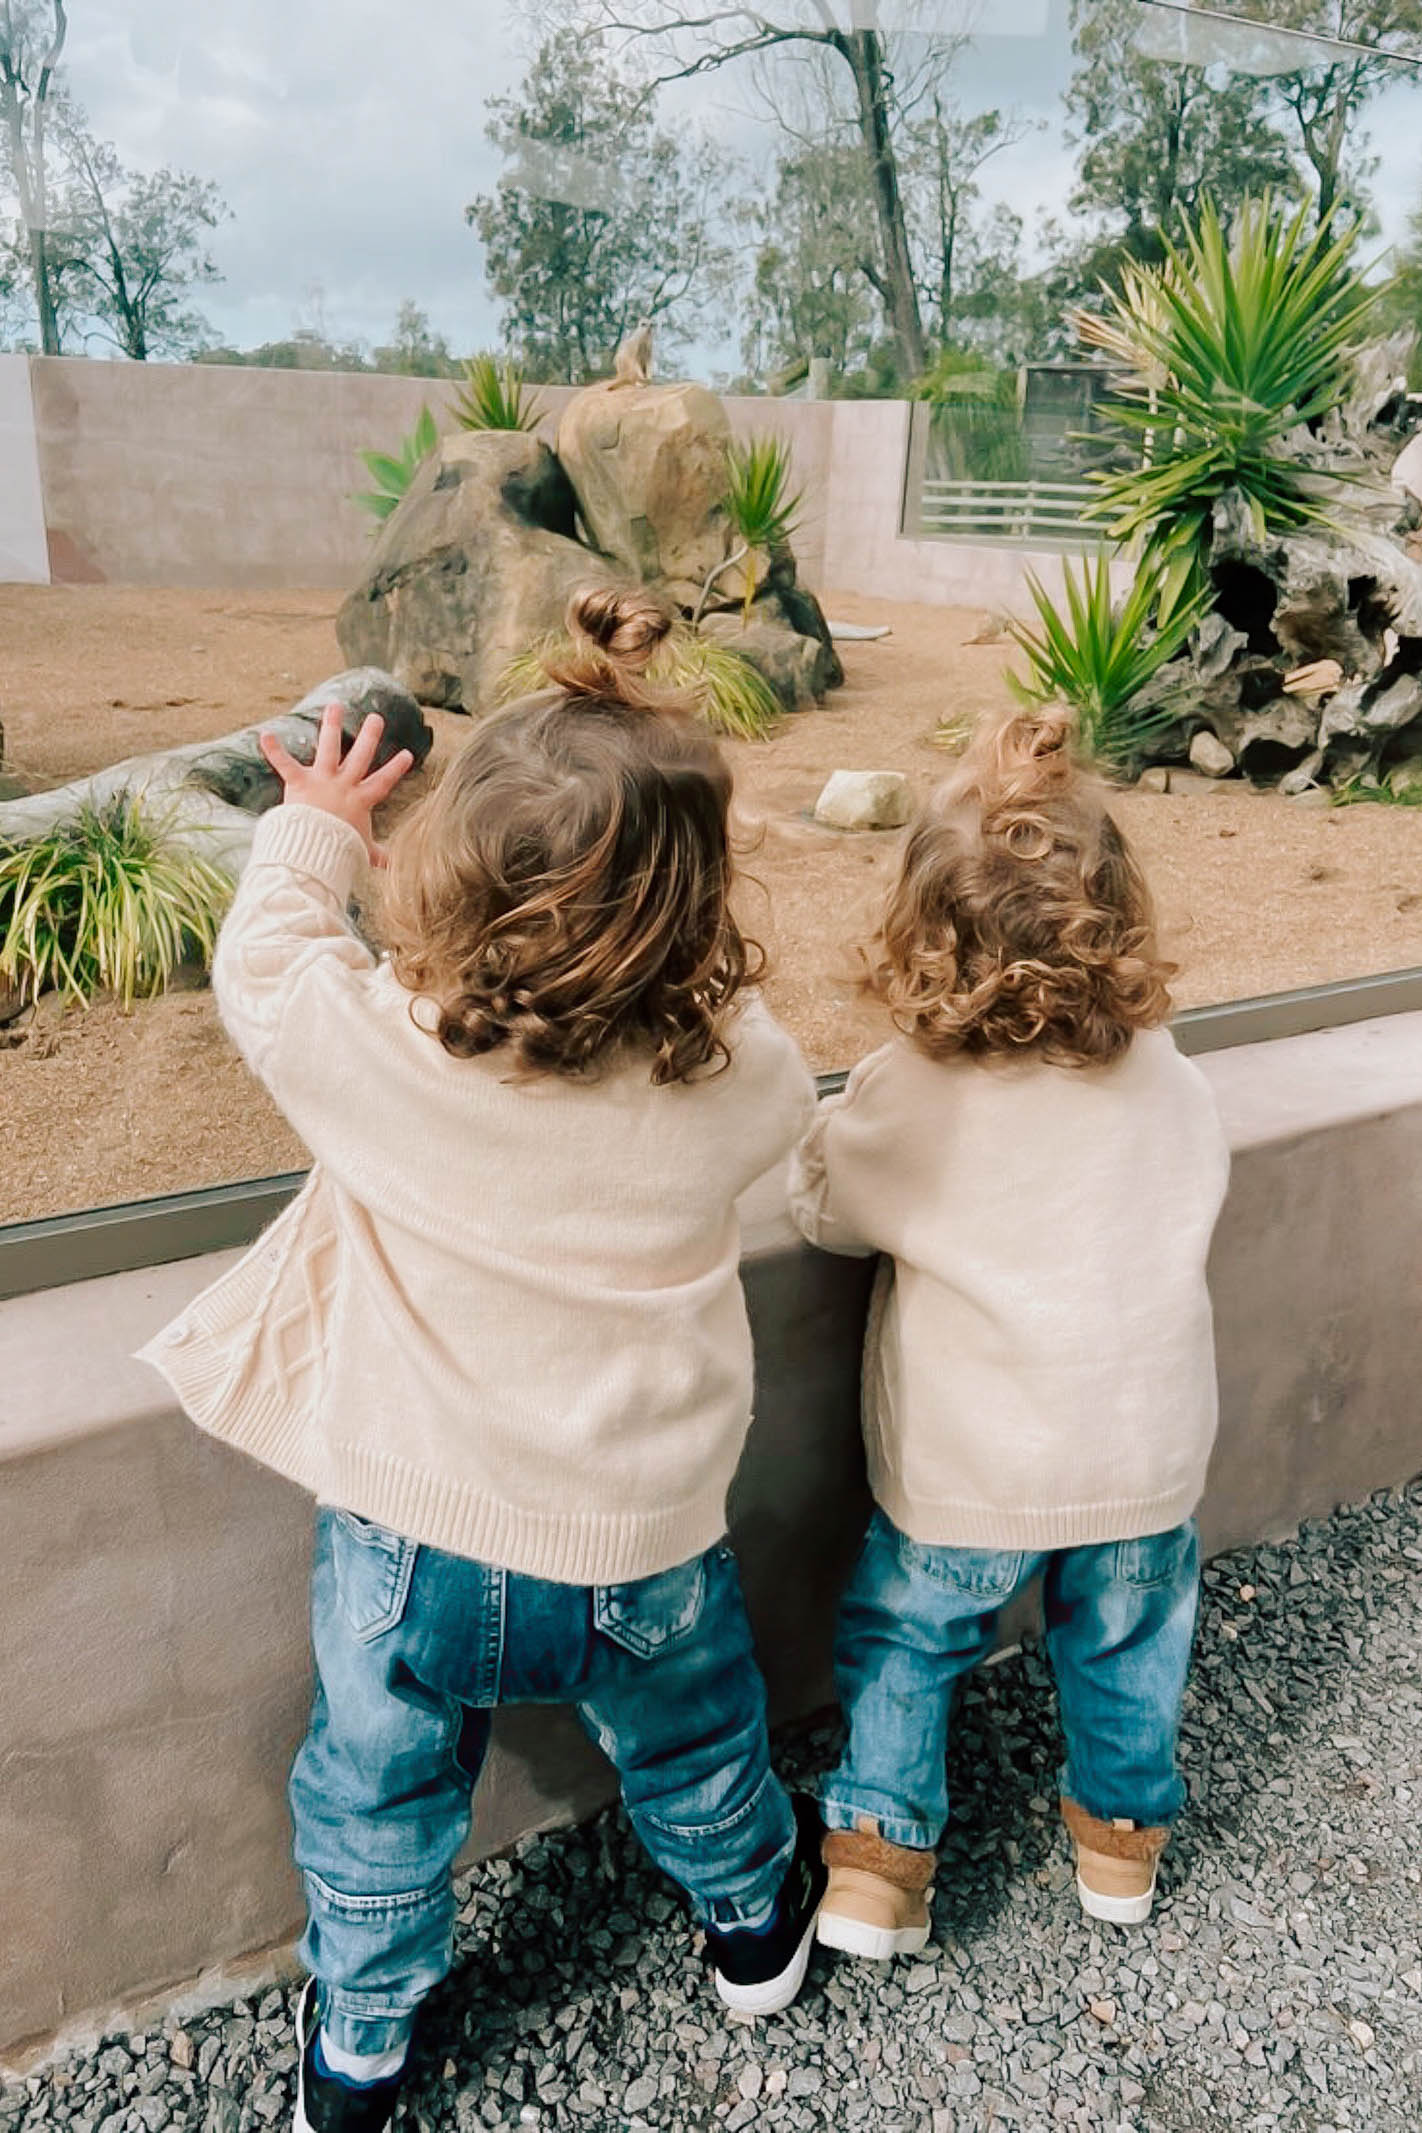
[{"left": 57, "top": 0, "right": 1422, "bottom": 363}]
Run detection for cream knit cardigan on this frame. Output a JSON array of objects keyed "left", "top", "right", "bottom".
[
  {"left": 787, "top": 1030, "right": 1231, "bottom": 1550},
  {"left": 140, "top": 804, "right": 818, "bottom": 1584}
]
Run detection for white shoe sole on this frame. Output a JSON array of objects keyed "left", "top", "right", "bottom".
[
  {"left": 1076, "top": 1870, "right": 1156, "bottom": 1926},
  {"left": 815, "top": 1908, "right": 931, "bottom": 1961},
  {"left": 293, "top": 1979, "right": 316, "bottom": 2133},
  {"left": 714, "top": 1909, "right": 818, "bottom": 2016}
]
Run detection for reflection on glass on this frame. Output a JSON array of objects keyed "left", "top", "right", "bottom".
[{"left": 2, "top": 0, "right": 1422, "bottom": 1230}]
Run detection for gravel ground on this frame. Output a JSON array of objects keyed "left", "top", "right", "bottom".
[{"left": 6, "top": 1482, "right": 1421, "bottom": 2133}]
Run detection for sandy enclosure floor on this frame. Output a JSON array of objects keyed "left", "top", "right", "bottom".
[{"left": 3, "top": 584, "right": 1421, "bottom": 1222}]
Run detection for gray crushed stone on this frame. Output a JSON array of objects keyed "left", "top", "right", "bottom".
[{"left": 5, "top": 1481, "right": 1421, "bottom": 2132}]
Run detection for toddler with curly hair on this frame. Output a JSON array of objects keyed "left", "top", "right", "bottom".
[
  {"left": 789, "top": 702, "right": 1230, "bottom": 1957},
  {"left": 142, "top": 587, "right": 826, "bottom": 2133}
]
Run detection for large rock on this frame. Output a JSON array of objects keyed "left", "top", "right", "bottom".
[
  {"left": 337, "top": 431, "right": 616, "bottom": 712},
  {"left": 700, "top": 613, "right": 839, "bottom": 712},
  {"left": 556, "top": 382, "right": 736, "bottom": 608}
]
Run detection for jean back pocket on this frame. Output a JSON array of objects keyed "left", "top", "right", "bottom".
[
  {"left": 594, "top": 1552, "right": 709, "bottom": 1661},
  {"left": 330, "top": 1508, "right": 418, "bottom": 1642},
  {"left": 1114, "top": 1521, "right": 1199, "bottom": 1591}
]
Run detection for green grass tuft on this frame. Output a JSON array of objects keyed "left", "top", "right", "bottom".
[{"left": 499, "top": 627, "right": 782, "bottom": 742}]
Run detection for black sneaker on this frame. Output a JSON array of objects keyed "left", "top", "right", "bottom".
[
  {"left": 293, "top": 1982, "right": 406, "bottom": 2133},
  {"left": 706, "top": 1793, "right": 828, "bottom": 2015}
]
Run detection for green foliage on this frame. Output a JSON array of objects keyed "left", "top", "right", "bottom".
[
  {"left": 467, "top": 28, "right": 732, "bottom": 384},
  {"left": 500, "top": 628, "right": 781, "bottom": 741},
  {"left": 354, "top": 405, "right": 438, "bottom": 523},
  {"left": 450, "top": 354, "right": 542, "bottom": 432},
  {"left": 0, "top": 796, "right": 232, "bottom": 1010},
  {"left": 724, "top": 435, "right": 803, "bottom": 554},
  {"left": 911, "top": 349, "right": 1029, "bottom": 484},
  {"left": 1083, "top": 196, "right": 1384, "bottom": 620},
  {"left": 1005, "top": 554, "right": 1212, "bottom": 771}
]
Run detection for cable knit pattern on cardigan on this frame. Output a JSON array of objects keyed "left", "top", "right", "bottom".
[
  {"left": 787, "top": 1031, "right": 1231, "bottom": 1551},
  {"left": 139, "top": 803, "right": 818, "bottom": 1584}
]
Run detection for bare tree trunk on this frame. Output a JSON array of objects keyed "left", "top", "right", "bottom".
[
  {"left": 836, "top": 28, "right": 925, "bottom": 377},
  {"left": 0, "top": 0, "right": 68, "bottom": 353}
]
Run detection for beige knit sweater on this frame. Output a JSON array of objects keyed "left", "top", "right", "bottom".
[
  {"left": 787, "top": 1030, "right": 1230, "bottom": 1550},
  {"left": 139, "top": 804, "right": 817, "bottom": 1584}
]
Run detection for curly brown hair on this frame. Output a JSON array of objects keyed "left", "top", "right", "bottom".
[
  {"left": 868, "top": 703, "right": 1174, "bottom": 1069},
  {"left": 380, "top": 586, "right": 759, "bottom": 1083}
]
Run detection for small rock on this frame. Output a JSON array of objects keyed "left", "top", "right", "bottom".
[
  {"left": 1137, "top": 767, "right": 1172, "bottom": 794},
  {"left": 1189, "top": 728, "right": 1235, "bottom": 777},
  {"left": 1347, "top": 2017, "right": 1375, "bottom": 2050},
  {"left": 1088, "top": 1998, "right": 1118, "bottom": 2027},
  {"left": 168, "top": 2030, "right": 193, "bottom": 2071},
  {"left": 813, "top": 768, "right": 912, "bottom": 832}
]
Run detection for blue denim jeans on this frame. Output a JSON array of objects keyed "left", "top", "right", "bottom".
[
  {"left": 822, "top": 1510, "right": 1200, "bottom": 1852},
  {"left": 290, "top": 1509, "right": 795, "bottom": 2056}
]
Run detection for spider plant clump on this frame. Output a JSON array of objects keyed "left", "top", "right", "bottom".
[
  {"left": 1005, "top": 553, "right": 1212, "bottom": 774},
  {"left": 1079, "top": 195, "right": 1385, "bottom": 622},
  {"left": 499, "top": 626, "right": 782, "bottom": 741},
  {"left": 354, "top": 404, "right": 438, "bottom": 523},
  {"left": 451, "top": 354, "right": 543, "bottom": 433},
  {"left": 0, "top": 796, "right": 233, "bottom": 1010}
]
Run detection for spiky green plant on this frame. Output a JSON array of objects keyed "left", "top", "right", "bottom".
[
  {"left": 1005, "top": 554, "right": 1213, "bottom": 772},
  {"left": 451, "top": 354, "right": 542, "bottom": 433},
  {"left": 1081, "top": 196, "right": 1385, "bottom": 622},
  {"left": 0, "top": 796, "right": 233, "bottom": 1010},
  {"left": 499, "top": 627, "right": 782, "bottom": 741},
  {"left": 719, "top": 435, "right": 805, "bottom": 623},
  {"left": 354, "top": 404, "right": 438, "bottom": 522}
]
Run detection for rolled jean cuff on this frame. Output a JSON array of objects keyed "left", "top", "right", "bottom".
[
  {"left": 317, "top": 1990, "right": 418, "bottom": 2060},
  {"left": 1061, "top": 1764, "right": 1185, "bottom": 1831},
  {"left": 819, "top": 1787, "right": 940, "bottom": 1853}
]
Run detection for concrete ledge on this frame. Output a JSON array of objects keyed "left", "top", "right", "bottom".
[{"left": 3, "top": 1012, "right": 1421, "bottom": 2052}]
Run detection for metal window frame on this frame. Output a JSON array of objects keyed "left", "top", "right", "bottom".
[{"left": 2, "top": 966, "right": 1419, "bottom": 1303}]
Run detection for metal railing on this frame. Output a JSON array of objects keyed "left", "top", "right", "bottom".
[
  {"left": 916, "top": 477, "right": 1102, "bottom": 548},
  {"left": 3, "top": 967, "right": 1421, "bottom": 1304}
]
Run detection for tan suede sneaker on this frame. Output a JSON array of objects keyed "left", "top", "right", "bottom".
[
  {"left": 814, "top": 1820, "right": 935, "bottom": 1961},
  {"left": 1061, "top": 1797, "right": 1169, "bottom": 1925}
]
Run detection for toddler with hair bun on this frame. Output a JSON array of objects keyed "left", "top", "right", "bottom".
[
  {"left": 141, "top": 585, "right": 827, "bottom": 2131},
  {"left": 789, "top": 703, "right": 1231, "bottom": 1959}
]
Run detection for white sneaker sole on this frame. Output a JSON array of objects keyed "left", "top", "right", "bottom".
[
  {"left": 815, "top": 1908, "right": 931, "bottom": 1961},
  {"left": 714, "top": 1909, "right": 818, "bottom": 2016},
  {"left": 293, "top": 1979, "right": 316, "bottom": 2133},
  {"left": 1076, "top": 1871, "right": 1156, "bottom": 1926}
]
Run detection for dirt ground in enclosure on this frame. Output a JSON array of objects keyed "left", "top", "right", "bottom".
[{"left": 3, "top": 583, "right": 1421, "bottom": 1222}]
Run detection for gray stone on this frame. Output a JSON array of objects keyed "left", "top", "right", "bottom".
[
  {"left": 1136, "top": 767, "right": 1172, "bottom": 794},
  {"left": 1189, "top": 729, "right": 1235, "bottom": 777},
  {"left": 813, "top": 769, "right": 912, "bottom": 832},
  {"left": 337, "top": 430, "right": 618, "bottom": 714},
  {"left": 699, "top": 612, "right": 837, "bottom": 712},
  {"left": 557, "top": 381, "right": 737, "bottom": 610}
]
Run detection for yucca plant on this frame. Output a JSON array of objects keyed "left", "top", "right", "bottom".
[
  {"left": 354, "top": 404, "right": 438, "bottom": 522},
  {"left": 0, "top": 796, "right": 233, "bottom": 1010},
  {"left": 499, "top": 627, "right": 782, "bottom": 741},
  {"left": 1005, "top": 554, "right": 1213, "bottom": 772},
  {"left": 451, "top": 354, "right": 542, "bottom": 433},
  {"left": 1081, "top": 196, "right": 1385, "bottom": 622},
  {"left": 695, "top": 435, "right": 805, "bottom": 625}
]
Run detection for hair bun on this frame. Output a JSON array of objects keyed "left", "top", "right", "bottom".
[{"left": 567, "top": 586, "right": 674, "bottom": 671}]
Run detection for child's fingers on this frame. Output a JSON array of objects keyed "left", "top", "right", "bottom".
[
  {"left": 259, "top": 728, "right": 305, "bottom": 783},
  {"left": 342, "top": 711, "right": 387, "bottom": 782},
  {"left": 312, "top": 702, "right": 346, "bottom": 776},
  {"left": 360, "top": 748, "right": 415, "bottom": 806}
]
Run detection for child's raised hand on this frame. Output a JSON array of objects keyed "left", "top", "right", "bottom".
[{"left": 259, "top": 703, "right": 414, "bottom": 866}]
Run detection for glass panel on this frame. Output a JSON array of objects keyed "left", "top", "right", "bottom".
[{"left": 2, "top": 0, "right": 1421, "bottom": 1230}]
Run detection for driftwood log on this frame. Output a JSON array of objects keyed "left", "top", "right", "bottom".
[{"left": 0, "top": 671, "right": 432, "bottom": 873}]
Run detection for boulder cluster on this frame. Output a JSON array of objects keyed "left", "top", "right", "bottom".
[{"left": 335, "top": 381, "right": 842, "bottom": 719}]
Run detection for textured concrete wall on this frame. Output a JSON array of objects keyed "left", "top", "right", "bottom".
[
  {"left": 4, "top": 1011, "right": 1421, "bottom": 2055},
  {"left": 19, "top": 359, "right": 833, "bottom": 593},
  {"left": 0, "top": 354, "right": 48, "bottom": 584}
]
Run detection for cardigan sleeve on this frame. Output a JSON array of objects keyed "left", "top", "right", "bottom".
[
  {"left": 211, "top": 803, "right": 377, "bottom": 1093},
  {"left": 786, "top": 1045, "right": 896, "bottom": 1258}
]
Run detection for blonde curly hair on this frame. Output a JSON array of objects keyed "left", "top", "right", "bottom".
[{"left": 868, "top": 704, "right": 1174, "bottom": 1069}]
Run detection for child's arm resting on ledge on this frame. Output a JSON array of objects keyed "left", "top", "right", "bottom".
[{"left": 786, "top": 1046, "right": 895, "bottom": 1258}]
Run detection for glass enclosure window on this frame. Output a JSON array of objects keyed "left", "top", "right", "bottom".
[{"left": 2, "top": 1, "right": 1421, "bottom": 1225}]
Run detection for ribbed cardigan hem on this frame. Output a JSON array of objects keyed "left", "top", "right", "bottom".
[
  {"left": 871, "top": 1472, "right": 1207, "bottom": 1552},
  {"left": 137, "top": 1269, "right": 735, "bottom": 1586}
]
